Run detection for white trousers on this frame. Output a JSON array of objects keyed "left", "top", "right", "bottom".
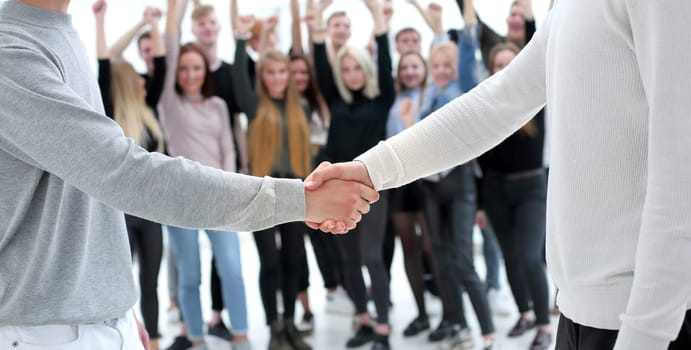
[{"left": 0, "top": 312, "right": 144, "bottom": 350}]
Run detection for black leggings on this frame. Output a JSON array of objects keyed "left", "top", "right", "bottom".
[
  {"left": 302, "top": 228, "right": 342, "bottom": 291},
  {"left": 126, "top": 214, "right": 163, "bottom": 338},
  {"left": 482, "top": 171, "right": 550, "bottom": 325},
  {"left": 254, "top": 222, "right": 308, "bottom": 324},
  {"left": 335, "top": 191, "right": 390, "bottom": 324}
]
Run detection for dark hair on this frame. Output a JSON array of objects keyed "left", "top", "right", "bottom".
[
  {"left": 175, "top": 43, "right": 214, "bottom": 98},
  {"left": 137, "top": 31, "right": 151, "bottom": 52},
  {"left": 395, "top": 27, "right": 420, "bottom": 43},
  {"left": 289, "top": 54, "right": 329, "bottom": 125}
]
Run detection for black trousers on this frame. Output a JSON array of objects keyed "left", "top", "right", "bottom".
[
  {"left": 126, "top": 214, "right": 163, "bottom": 338},
  {"left": 253, "top": 222, "right": 308, "bottom": 324},
  {"left": 556, "top": 311, "right": 691, "bottom": 350}
]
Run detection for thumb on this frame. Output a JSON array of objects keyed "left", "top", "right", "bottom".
[{"left": 304, "top": 161, "right": 335, "bottom": 190}]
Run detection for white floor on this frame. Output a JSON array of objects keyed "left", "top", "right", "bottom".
[{"left": 141, "top": 229, "right": 558, "bottom": 350}]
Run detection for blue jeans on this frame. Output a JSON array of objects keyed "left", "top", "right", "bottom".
[
  {"left": 167, "top": 226, "right": 248, "bottom": 340},
  {"left": 481, "top": 222, "right": 502, "bottom": 291}
]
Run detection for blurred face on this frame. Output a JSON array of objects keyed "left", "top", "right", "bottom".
[
  {"left": 290, "top": 59, "right": 310, "bottom": 94},
  {"left": 506, "top": 4, "right": 526, "bottom": 44},
  {"left": 491, "top": 49, "right": 517, "bottom": 75},
  {"left": 327, "top": 14, "right": 351, "bottom": 48},
  {"left": 177, "top": 51, "right": 206, "bottom": 95},
  {"left": 340, "top": 55, "right": 366, "bottom": 91},
  {"left": 138, "top": 37, "right": 154, "bottom": 72},
  {"left": 192, "top": 12, "right": 221, "bottom": 47},
  {"left": 262, "top": 59, "right": 290, "bottom": 99},
  {"left": 398, "top": 54, "right": 426, "bottom": 90},
  {"left": 429, "top": 51, "right": 455, "bottom": 89},
  {"left": 395, "top": 30, "right": 421, "bottom": 54}
]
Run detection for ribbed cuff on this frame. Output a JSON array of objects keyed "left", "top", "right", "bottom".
[
  {"left": 272, "top": 178, "right": 306, "bottom": 223},
  {"left": 613, "top": 324, "right": 670, "bottom": 350},
  {"left": 355, "top": 141, "right": 398, "bottom": 191}
]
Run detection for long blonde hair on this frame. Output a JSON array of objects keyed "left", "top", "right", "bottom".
[
  {"left": 333, "top": 45, "right": 380, "bottom": 103},
  {"left": 111, "top": 62, "right": 164, "bottom": 152},
  {"left": 249, "top": 51, "right": 311, "bottom": 178}
]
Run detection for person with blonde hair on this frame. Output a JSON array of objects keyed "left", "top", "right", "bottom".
[
  {"left": 231, "top": 13, "right": 313, "bottom": 350},
  {"left": 93, "top": 2, "right": 165, "bottom": 349},
  {"left": 309, "top": 0, "right": 395, "bottom": 349}
]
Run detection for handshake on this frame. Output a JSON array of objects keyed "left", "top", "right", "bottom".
[{"left": 303, "top": 161, "right": 378, "bottom": 234}]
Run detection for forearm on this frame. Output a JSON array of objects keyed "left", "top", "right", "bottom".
[
  {"left": 290, "top": 0, "right": 304, "bottom": 55},
  {"left": 150, "top": 21, "right": 165, "bottom": 57},
  {"left": 110, "top": 20, "right": 146, "bottom": 60},
  {"left": 231, "top": 39, "right": 258, "bottom": 118},
  {"left": 95, "top": 17, "right": 108, "bottom": 60}
]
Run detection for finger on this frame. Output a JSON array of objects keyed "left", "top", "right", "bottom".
[
  {"left": 351, "top": 211, "right": 362, "bottom": 224},
  {"left": 304, "top": 161, "right": 336, "bottom": 190},
  {"left": 359, "top": 184, "right": 379, "bottom": 204},
  {"left": 357, "top": 200, "right": 371, "bottom": 215},
  {"left": 318, "top": 220, "right": 336, "bottom": 232},
  {"left": 305, "top": 221, "right": 320, "bottom": 230}
]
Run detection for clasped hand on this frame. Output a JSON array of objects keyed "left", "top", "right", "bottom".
[{"left": 303, "top": 161, "right": 377, "bottom": 234}]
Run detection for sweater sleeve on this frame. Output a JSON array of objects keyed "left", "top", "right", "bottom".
[
  {"left": 375, "top": 34, "right": 395, "bottom": 108},
  {"left": 313, "top": 42, "right": 340, "bottom": 105},
  {"left": 457, "top": 25, "right": 480, "bottom": 93},
  {"left": 231, "top": 39, "right": 258, "bottom": 121},
  {"left": 146, "top": 56, "right": 167, "bottom": 111},
  {"left": 613, "top": 2, "right": 691, "bottom": 349},
  {"left": 159, "top": 34, "right": 179, "bottom": 108},
  {"left": 97, "top": 58, "right": 114, "bottom": 118},
  {"left": 0, "top": 46, "right": 306, "bottom": 233},
  {"left": 356, "top": 12, "right": 552, "bottom": 191}
]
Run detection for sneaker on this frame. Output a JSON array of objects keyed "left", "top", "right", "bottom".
[
  {"left": 207, "top": 319, "right": 233, "bottom": 341},
  {"left": 167, "top": 307, "right": 181, "bottom": 325},
  {"left": 296, "top": 312, "right": 315, "bottom": 334},
  {"left": 508, "top": 317, "right": 536, "bottom": 337},
  {"left": 326, "top": 287, "right": 355, "bottom": 315},
  {"left": 371, "top": 333, "right": 390, "bottom": 350},
  {"left": 346, "top": 324, "right": 375, "bottom": 348},
  {"left": 487, "top": 289, "right": 513, "bottom": 317},
  {"left": 403, "top": 316, "right": 430, "bottom": 337},
  {"left": 232, "top": 340, "right": 251, "bottom": 350},
  {"left": 428, "top": 320, "right": 457, "bottom": 342},
  {"left": 166, "top": 336, "right": 192, "bottom": 350},
  {"left": 438, "top": 327, "right": 474, "bottom": 350},
  {"left": 482, "top": 338, "right": 495, "bottom": 350}
]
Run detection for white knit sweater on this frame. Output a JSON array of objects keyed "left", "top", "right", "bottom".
[{"left": 357, "top": 1, "right": 691, "bottom": 348}]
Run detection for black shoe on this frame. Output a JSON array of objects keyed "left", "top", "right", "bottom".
[
  {"left": 208, "top": 319, "right": 233, "bottom": 341},
  {"left": 428, "top": 320, "right": 457, "bottom": 342},
  {"left": 285, "top": 321, "right": 312, "bottom": 350},
  {"left": 508, "top": 317, "right": 536, "bottom": 337},
  {"left": 346, "top": 324, "right": 375, "bottom": 348},
  {"left": 403, "top": 316, "right": 430, "bottom": 337},
  {"left": 166, "top": 336, "right": 193, "bottom": 350},
  {"left": 529, "top": 330, "right": 552, "bottom": 350},
  {"left": 371, "top": 334, "right": 390, "bottom": 350},
  {"left": 269, "top": 320, "right": 293, "bottom": 350}
]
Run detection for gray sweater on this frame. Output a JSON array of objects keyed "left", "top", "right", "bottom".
[{"left": 0, "top": 2, "right": 305, "bottom": 326}]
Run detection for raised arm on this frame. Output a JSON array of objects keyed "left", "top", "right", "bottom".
[
  {"left": 109, "top": 10, "right": 147, "bottom": 61},
  {"left": 259, "top": 15, "right": 279, "bottom": 54},
  {"left": 161, "top": 0, "right": 180, "bottom": 103},
  {"left": 230, "top": 0, "right": 238, "bottom": 31},
  {"left": 365, "top": 0, "right": 394, "bottom": 106},
  {"left": 93, "top": 0, "right": 114, "bottom": 118},
  {"left": 290, "top": 0, "right": 304, "bottom": 55},
  {"left": 231, "top": 15, "right": 259, "bottom": 120},
  {"left": 308, "top": 0, "right": 339, "bottom": 105},
  {"left": 457, "top": 0, "right": 479, "bottom": 92},
  {"left": 144, "top": 7, "right": 166, "bottom": 109},
  {"left": 455, "top": 0, "right": 502, "bottom": 69},
  {"left": 406, "top": 0, "right": 444, "bottom": 35},
  {"left": 614, "top": 2, "right": 691, "bottom": 349}
]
